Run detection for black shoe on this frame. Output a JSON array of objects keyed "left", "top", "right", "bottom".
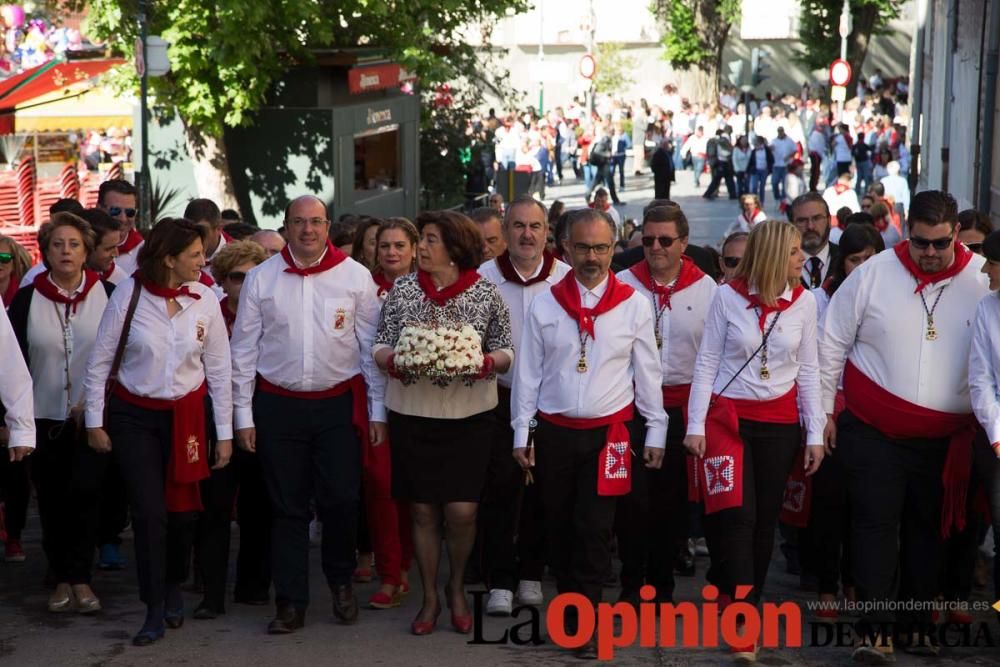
[
  {"left": 267, "top": 604, "right": 305, "bottom": 634},
  {"left": 164, "top": 608, "right": 184, "bottom": 629},
  {"left": 132, "top": 623, "right": 165, "bottom": 646},
  {"left": 193, "top": 603, "right": 221, "bottom": 620},
  {"left": 233, "top": 591, "right": 269, "bottom": 606},
  {"left": 575, "top": 638, "right": 598, "bottom": 659},
  {"left": 332, "top": 584, "right": 359, "bottom": 624}
]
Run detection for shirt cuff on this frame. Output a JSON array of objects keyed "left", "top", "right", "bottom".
[
  {"left": 805, "top": 426, "right": 824, "bottom": 447},
  {"left": 215, "top": 423, "right": 234, "bottom": 441},
  {"left": 8, "top": 425, "right": 35, "bottom": 449},
  {"left": 234, "top": 407, "right": 255, "bottom": 431},
  {"left": 686, "top": 421, "right": 706, "bottom": 437},
  {"left": 643, "top": 425, "right": 667, "bottom": 450},
  {"left": 987, "top": 419, "right": 1000, "bottom": 448},
  {"left": 821, "top": 394, "right": 836, "bottom": 414},
  {"left": 85, "top": 408, "right": 103, "bottom": 429},
  {"left": 370, "top": 400, "right": 387, "bottom": 423},
  {"left": 513, "top": 426, "right": 529, "bottom": 449}
]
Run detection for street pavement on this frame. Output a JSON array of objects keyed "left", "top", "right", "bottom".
[{"left": 1, "top": 169, "right": 998, "bottom": 666}]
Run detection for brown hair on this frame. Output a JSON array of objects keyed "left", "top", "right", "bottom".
[
  {"left": 375, "top": 217, "right": 419, "bottom": 273},
  {"left": 642, "top": 205, "right": 689, "bottom": 237},
  {"left": 0, "top": 234, "right": 33, "bottom": 280},
  {"left": 39, "top": 212, "right": 97, "bottom": 270},
  {"left": 350, "top": 215, "right": 383, "bottom": 269},
  {"left": 137, "top": 218, "right": 207, "bottom": 287},
  {"left": 416, "top": 210, "right": 483, "bottom": 270},
  {"left": 209, "top": 239, "right": 267, "bottom": 284}
]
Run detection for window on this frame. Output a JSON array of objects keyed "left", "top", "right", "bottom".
[{"left": 354, "top": 125, "right": 400, "bottom": 193}]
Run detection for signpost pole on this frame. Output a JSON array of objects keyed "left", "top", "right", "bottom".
[{"left": 138, "top": 0, "right": 150, "bottom": 229}]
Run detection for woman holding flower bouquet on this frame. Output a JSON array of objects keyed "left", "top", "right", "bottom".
[{"left": 373, "top": 211, "right": 513, "bottom": 636}]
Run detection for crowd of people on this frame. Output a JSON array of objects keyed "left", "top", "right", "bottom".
[{"left": 0, "top": 175, "right": 998, "bottom": 665}]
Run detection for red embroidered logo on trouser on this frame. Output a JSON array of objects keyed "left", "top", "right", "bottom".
[{"left": 704, "top": 455, "right": 734, "bottom": 495}]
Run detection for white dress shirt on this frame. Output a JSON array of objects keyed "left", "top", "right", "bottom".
[
  {"left": 479, "top": 256, "right": 571, "bottom": 388},
  {"left": 687, "top": 283, "right": 825, "bottom": 445},
  {"left": 230, "top": 252, "right": 385, "bottom": 430},
  {"left": 0, "top": 305, "right": 35, "bottom": 447},
  {"left": 819, "top": 249, "right": 989, "bottom": 414},
  {"left": 27, "top": 275, "right": 108, "bottom": 421},
  {"left": 19, "top": 262, "right": 44, "bottom": 289},
  {"left": 511, "top": 275, "right": 667, "bottom": 449},
  {"left": 115, "top": 242, "right": 143, "bottom": 276},
  {"left": 801, "top": 243, "right": 832, "bottom": 287},
  {"left": 970, "top": 294, "right": 1000, "bottom": 443},
  {"left": 617, "top": 265, "right": 716, "bottom": 386},
  {"left": 84, "top": 277, "right": 233, "bottom": 440},
  {"left": 103, "top": 263, "right": 129, "bottom": 285}
]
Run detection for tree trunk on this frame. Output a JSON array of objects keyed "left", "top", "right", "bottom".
[
  {"left": 674, "top": 68, "right": 716, "bottom": 103},
  {"left": 182, "top": 121, "right": 239, "bottom": 210},
  {"left": 847, "top": 4, "right": 880, "bottom": 95}
]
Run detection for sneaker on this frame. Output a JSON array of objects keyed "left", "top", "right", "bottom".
[
  {"left": 693, "top": 537, "right": 709, "bottom": 557},
  {"left": 486, "top": 589, "right": 513, "bottom": 616},
  {"left": 516, "top": 580, "right": 543, "bottom": 606},
  {"left": 852, "top": 633, "right": 895, "bottom": 664},
  {"left": 4, "top": 538, "right": 24, "bottom": 563},
  {"left": 97, "top": 544, "right": 126, "bottom": 570}
]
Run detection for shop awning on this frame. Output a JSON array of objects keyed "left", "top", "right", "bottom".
[{"left": 14, "top": 87, "right": 133, "bottom": 132}]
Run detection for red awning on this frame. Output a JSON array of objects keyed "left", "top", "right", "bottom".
[
  {"left": 0, "top": 57, "right": 125, "bottom": 112},
  {"left": 347, "top": 63, "right": 417, "bottom": 95}
]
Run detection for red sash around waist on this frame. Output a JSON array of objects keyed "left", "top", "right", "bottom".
[
  {"left": 114, "top": 382, "right": 209, "bottom": 512},
  {"left": 256, "top": 374, "right": 372, "bottom": 467},
  {"left": 843, "top": 361, "right": 976, "bottom": 537},
  {"left": 661, "top": 384, "right": 691, "bottom": 409},
  {"left": 728, "top": 385, "right": 799, "bottom": 424},
  {"left": 780, "top": 390, "right": 845, "bottom": 528},
  {"left": 539, "top": 403, "right": 634, "bottom": 496}
]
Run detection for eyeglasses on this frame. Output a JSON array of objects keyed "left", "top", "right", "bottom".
[
  {"left": 641, "top": 235, "right": 684, "bottom": 248},
  {"left": 792, "top": 214, "right": 828, "bottom": 227},
  {"left": 227, "top": 271, "right": 247, "bottom": 283},
  {"left": 108, "top": 206, "right": 137, "bottom": 219},
  {"left": 722, "top": 256, "right": 741, "bottom": 268},
  {"left": 286, "top": 217, "right": 330, "bottom": 228},
  {"left": 0, "top": 252, "right": 11, "bottom": 264},
  {"left": 909, "top": 235, "right": 953, "bottom": 251},
  {"left": 572, "top": 242, "right": 612, "bottom": 256}
]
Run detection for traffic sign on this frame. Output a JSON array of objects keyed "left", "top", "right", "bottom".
[
  {"left": 829, "top": 59, "right": 852, "bottom": 87},
  {"left": 579, "top": 54, "right": 596, "bottom": 80}
]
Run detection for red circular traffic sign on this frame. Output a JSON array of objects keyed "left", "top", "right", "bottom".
[
  {"left": 579, "top": 54, "right": 596, "bottom": 80},
  {"left": 829, "top": 59, "right": 852, "bottom": 87}
]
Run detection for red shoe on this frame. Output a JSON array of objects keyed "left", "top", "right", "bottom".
[
  {"left": 947, "top": 610, "right": 974, "bottom": 625},
  {"left": 369, "top": 588, "right": 402, "bottom": 610},
  {"left": 451, "top": 611, "right": 473, "bottom": 634},
  {"left": 352, "top": 567, "right": 373, "bottom": 583},
  {"left": 400, "top": 582, "right": 410, "bottom": 596},
  {"left": 410, "top": 604, "right": 441, "bottom": 636},
  {"left": 4, "top": 538, "right": 25, "bottom": 563}
]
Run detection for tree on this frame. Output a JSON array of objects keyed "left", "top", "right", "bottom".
[
  {"left": 796, "top": 0, "right": 903, "bottom": 92},
  {"left": 75, "top": 0, "right": 528, "bottom": 209},
  {"left": 651, "top": 0, "right": 741, "bottom": 102},
  {"left": 593, "top": 42, "right": 638, "bottom": 97}
]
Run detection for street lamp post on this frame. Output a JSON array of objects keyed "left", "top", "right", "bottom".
[
  {"left": 537, "top": 0, "right": 544, "bottom": 116},
  {"left": 138, "top": 0, "right": 150, "bottom": 229}
]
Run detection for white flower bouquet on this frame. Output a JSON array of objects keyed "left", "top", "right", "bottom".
[{"left": 393, "top": 323, "right": 486, "bottom": 382}]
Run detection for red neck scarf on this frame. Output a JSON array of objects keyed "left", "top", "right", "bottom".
[
  {"left": 833, "top": 183, "right": 850, "bottom": 195},
  {"left": 1, "top": 273, "right": 18, "bottom": 307},
  {"left": 727, "top": 277, "right": 805, "bottom": 331},
  {"left": 741, "top": 209, "right": 762, "bottom": 227},
  {"left": 198, "top": 271, "right": 216, "bottom": 288},
  {"left": 550, "top": 270, "right": 634, "bottom": 338},
  {"left": 100, "top": 261, "right": 117, "bottom": 281},
  {"left": 221, "top": 229, "right": 235, "bottom": 243},
  {"left": 118, "top": 228, "right": 143, "bottom": 254},
  {"left": 281, "top": 240, "right": 348, "bottom": 276},
  {"left": 495, "top": 250, "right": 556, "bottom": 287},
  {"left": 219, "top": 296, "right": 236, "bottom": 335},
  {"left": 32, "top": 269, "right": 101, "bottom": 313},
  {"left": 874, "top": 216, "right": 889, "bottom": 233},
  {"left": 141, "top": 279, "right": 202, "bottom": 301},
  {"left": 588, "top": 201, "right": 610, "bottom": 213},
  {"left": 629, "top": 258, "right": 706, "bottom": 309},
  {"left": 372, "top": 271, "right": 395, "bottom": 297},
  {"left": 416, "top": 268, "right": 480, "bottom": 306},
  {"left": 894, "top": 239, "right": 973, "bottom": 294}
]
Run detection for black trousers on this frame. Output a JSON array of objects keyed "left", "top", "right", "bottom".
[
  {"left": 535, "top": 418, "right": 618, "bottom": 606},
  {"left": 194, "top": 459, "right": 238, "bottom": 611},
  {"left": 0, "top": 447, "right": 29, "bottom": 540},
  {"left": 615, "top": 415, "right": 650, "bottom": 594},
  {"left": 702, "top": 419, "right": 800, "bottom": 605},
  {"left": 837, "top": 409, "right": 948, "bottom": 626},
  {"left": 108, "top": 396, "right": 197, "bottom": 607},
  {"left": 255, "top": 390, "right": 360, "bottom": 609},
  {"left": 800, "top": 445, "right": 852, "bottom": 596},
  {"left": 653, "top": 177, "right": 672, "bottom": 201},
  {"left": 235, "top": 446, "right": 272, "bottom": 601},
  {"left": 972, "top": 428, "right": 1000, "bottom": 603},
  {"left": 704, "top": 162, "right": 737, "bottom": 199},
  {"left": 585, "top": 163, "right": 620, "bottom": 204},
  {"left": 97, "top": 458, "right": 129, "bottom": 547},
  {"left": 31, "top": 418, "right": 109, "bottom": 583},
  {"left": 479, "top": 387, "right": 544, "bottom": 591}
]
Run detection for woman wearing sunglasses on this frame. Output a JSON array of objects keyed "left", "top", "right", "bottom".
[
  {"left": 7, "top": 214, "right": 115, "bottom": 613},
  {"left": 83, "top": 218, "right": 233, "bottom": 646},
  {"left": 0, "top": 234, "right": 32, "bottom": 308},
  {"left": 684, "top": 220, "right": 825, "bottom": 662}
]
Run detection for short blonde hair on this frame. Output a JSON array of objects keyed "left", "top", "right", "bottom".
[
  {"left": 209, "top": 239, "right": 267, "bottom": 284},
  {"left": 0, "top": 234, "right": 33, "bottom": 280},
  {"left": 734, "top": 219, "right": 801, "bottom": 306}
]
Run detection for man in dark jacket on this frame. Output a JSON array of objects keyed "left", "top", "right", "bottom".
[
  {"left": 650, "top": 139, "right": 675, "bottom": 200},
  {"left": 703, "top": 129, "right": 737, "bottom": 200},
  {"left": 747, "top": 136, "right": 774, "bottom": 205}
]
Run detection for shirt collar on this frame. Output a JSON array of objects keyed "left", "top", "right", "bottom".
[
  {"left": 47, "top": 272, "right": 85, "bottom": 298},
  {"left": 806, "top": 243, "right": 831, "bottom": 265},
  {"left": 287, "top": 246, "right": 327, "bottom": 269},
  {"left": 577, "top": 274, "right": 609, "bottom": 300},
  {"left": 510, "top": 257, "right": 544, "bottom": 282},
  {"left": 748, "top": 282, "right": 793, "bottom": 301}
]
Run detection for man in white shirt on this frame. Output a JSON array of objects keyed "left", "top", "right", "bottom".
[
  {"left": 880, "top": 161, "right": 911, "bottom": 217},
  {"left": 250, "top": 230, "right": 286, "bottom": 257},
  {"left": 98, "top": 180, "right": 142, "bottom": 275},
  {"left": 616, "top": 204, "right": 716, "bottom": 606},
  {"left": 185, "top": 199, "right": 228, "bottom": 298},
  {"left": 469, "top": 207, "right": 507, "bottom": 262},
  {"left": 512, "top": 208, "right": 666, "bottom": 658},
  {"left": 0, "top": 305, "right": 34, "bottom": 460},
  {"left": 807, "top": 122, "right": 828, "bottom": 191},
  {"left": 791, "top": 193, "right": 840, "bottom": 289},
  {"left": 231, "top": 195, "right": 387, "bottom": 634},
  {"left": 80, "top": 209, "right": 128, "bottom": 285},
  {"left": 478, "top": 195, "right": 571, "bottom": 616},
  {"left": 820, "top": 191, "right": 989, "bottom": 661},
  {"left": 769, "top": 127, "right": 797, "bottom": 202},
  {"left": 823, "top": 172, "right": 861, "bottom": 216}
]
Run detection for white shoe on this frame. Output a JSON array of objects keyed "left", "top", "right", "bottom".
[
  {"left": 516, "top": 580, "right": 544, "bottom": 606},
  {"left": 694, "top": 537, "right": 709, "bottom": 557},
  {"left": 486, "top": 588, "right": 513, "bottom": 616}
]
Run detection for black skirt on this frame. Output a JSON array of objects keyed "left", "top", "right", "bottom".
[{"left": 388, "top": 409, "right": 495, "bottom": 503}]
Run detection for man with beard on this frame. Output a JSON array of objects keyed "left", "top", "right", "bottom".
[
  {"left": 820, "top": 191, "right": 989, "bottom": 661},
  {"left": 478, "top": 195, "right": 571, "bottom": 616},
  {"left": 790, "top": 193, "right": 840, "bottom": 289},
  {"left": 512, "top": 208, "right": 666, "bottom": 658}
]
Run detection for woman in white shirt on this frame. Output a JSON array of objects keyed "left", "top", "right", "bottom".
[
  {"left": 684, "top": 220, "right": 825, "bottom": 661},
  {"left": 84, "top": 218, "right": 233, "bottom": 646},
  {"left": 8, "top": 213, "right": 112, "bottom": 614}
]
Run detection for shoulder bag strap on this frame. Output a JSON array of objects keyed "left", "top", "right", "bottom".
[
  {"left": 710, "top": 310, "right": 782, "bottom": 407},
  {"left": 104, "top": 282, "right": 142, "bottom": 399}
]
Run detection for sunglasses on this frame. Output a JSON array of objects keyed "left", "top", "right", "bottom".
[
  {"left": 227, "top": 271, "right": 247, "bottom": 283},
  {"left": 0, "top": 252, "right": 11, "bottom": 264},
  {"left": 641, "top": 235, "right": 684, "bottom": 248},
  {"left": 909, "top": 235, "right": 953, "bottom": 251},
  {"left": 108, "top": 206, "right": 137, "bottom": 218},
  {"left": 722, "top": 256, "right": 741, "bottom": 268}
]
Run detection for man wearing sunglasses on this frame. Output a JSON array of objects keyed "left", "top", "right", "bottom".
[
  {"left": 819, "top": 190, "right": 989, "bottom": 661},
  {"left": 791, "top": 193, "right": 841, "bottom": 289},
  {"left": 97, "top": 180, "right": 141, "bottom": 275}
]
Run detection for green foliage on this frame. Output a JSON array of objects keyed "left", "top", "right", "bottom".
[
  {"left": 148, "top": 178, "right": 182, "bottom": 227},
  {"left": 593, "top": 42, "right": 638, "bottom": 96},
  {"left": 660, "top": 1, "right": 707, "bottom": 68},
  {"left": 796, "top": 0, "right": 903, "bottom": 72},
  {"left": 653, "top": 0, "right": 741, "bottom": 71}
]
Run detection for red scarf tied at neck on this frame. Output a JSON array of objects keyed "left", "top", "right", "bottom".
[
  {"left": 495, "top": 250, "right": 556, "bottom": 287},
  {"left": 118, "top": 228, "right": 144, "bottom": 254},
  {"left": 100, "top": 261, "right": 117, "bottom": 282},
  {"left": 141, "top": 279, "right": 202, "bottom": 301},
  {"left": 372, "top": 271, "right": 395, "bottom": 297},
  {"left": 416, "top": 268, "right": 480, "bottom": 306},
  {"left": 727, "top": 277, "right": 805, "bottom": 331},
  {"left": 893, "top": 238, "right": 973, "bottom": 294},
  {"left": 281, "top": 240, "right": 348, "bottom": 276},
  {"left": 550, "top": 270, "right": 634, "bottom": 338},
  {"left": 32, "top": 269, "right": 101, "bottom": 313},
  {"left": 628, "top": 259, "right": 706, "bottom": 309}
]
